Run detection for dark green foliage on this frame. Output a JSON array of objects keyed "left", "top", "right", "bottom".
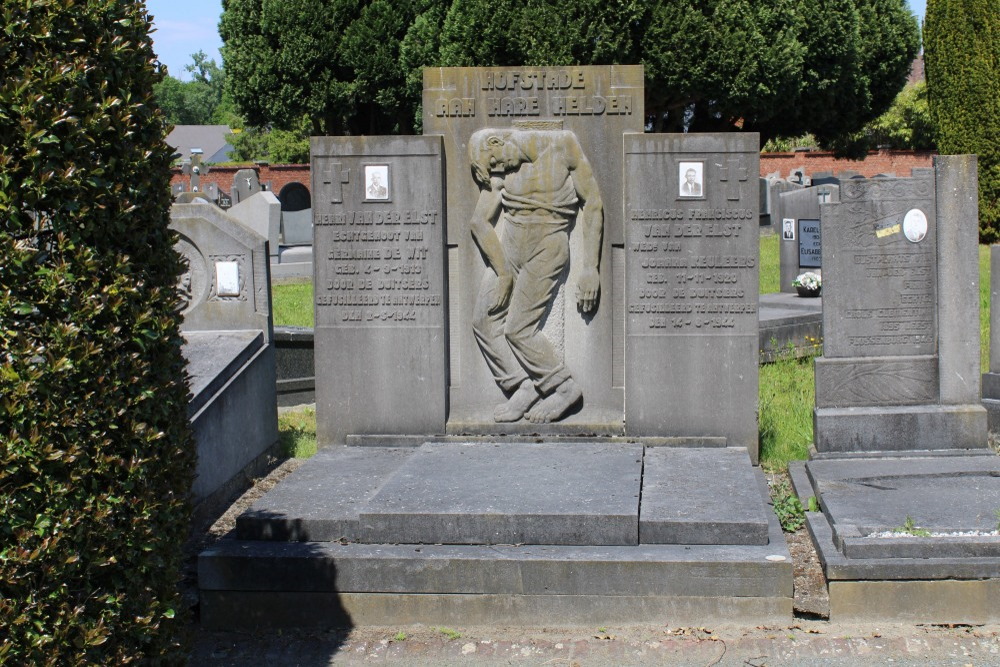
[
  {"left": 152, "top": 51, "right": 236, "bottom": 127},
  {"left": 770, "top": 479, "right": 806, "bottom": 533},
  {"left": 220, "top": 0, "right": 919, "bottom": 146},
  {"left": 0, "top": 0, "right": 194, "bottom": 662},
  {"left": 925, "top": 0, "right": 1000, "bottom": 242}
]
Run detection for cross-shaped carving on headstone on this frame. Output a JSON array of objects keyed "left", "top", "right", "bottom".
[
  {"left": 817, "top": 188, "right": 832, "bottom": 204},
  {"left": 320, "top": 161, "right": 351, "bottom": 204},
  {"left": 181, "top": 149, "right": 209, "bottom": 192},
  {"left": 718, "top": 158, "right": 749, "bottom": 201}
]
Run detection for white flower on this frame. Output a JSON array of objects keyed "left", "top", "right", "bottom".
[{"left": 793, "top": 272, "right": 821, "bottom": 290}]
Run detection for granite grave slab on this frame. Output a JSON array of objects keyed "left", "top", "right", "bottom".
[
  {"left": 623, "top": 133, "right": 760, "bottom": 457},
  {"left": 311, "top": 136, "right": 447, "bottom": 445},
  {"left": 640, "top": 448, "right": 769, "bottom": 545}
]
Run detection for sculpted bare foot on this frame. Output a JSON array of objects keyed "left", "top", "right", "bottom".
[
  {"left": 526, "top": 378, "right": 583, "bottom": 424},
  {"left": 494, "top": 379, "right": 540, "bottom": 422}
]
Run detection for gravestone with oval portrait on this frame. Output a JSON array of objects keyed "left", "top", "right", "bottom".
[{"left": 813, "top": 156, "right": 986, "bottom": 452}]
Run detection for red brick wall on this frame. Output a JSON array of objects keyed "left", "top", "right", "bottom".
[
  {"left": 170, "top": 150, "right": 938, "bottom": 200},
  {"left": 759, "top": 149, "right": 936, "bottom": 180},
  {"left": 170, "top": 163, "right": 311, "bottom": 201}
]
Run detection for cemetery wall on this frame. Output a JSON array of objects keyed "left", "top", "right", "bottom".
[
  {"left": 171, "top": 150, "right": 936, "bottom": 203},
  {"left": 760, "top": 150, "right": 935, "bottom": 179}
]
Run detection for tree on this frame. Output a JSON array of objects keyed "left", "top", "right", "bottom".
[
  {"left": 153, "top": 51, "right": 231, "bottom": 125},
  {"left": 220, "top": 0, "right": 920, "bottom": 146},
  {"left": 925, "top": 0, "right": 1000, "bottom": 242},
  {"left": 0, "top": 0, "right": 194, "bottom": 662},
  {"left": 867, "top": 81, "right": 936, "bottom": 150}
]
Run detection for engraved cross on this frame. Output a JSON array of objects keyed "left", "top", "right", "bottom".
[
  {"left": 320, "top": 161, "right": 351, "bottom": 203},
  {"left": 718, "top": 158, "right": 749, "bottom": 201}
]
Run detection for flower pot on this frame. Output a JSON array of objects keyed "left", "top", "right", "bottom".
[{"left": 796, "top": 285, "right": 821, "bottom": 298}]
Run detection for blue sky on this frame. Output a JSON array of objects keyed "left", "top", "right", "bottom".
[{"left": 146, "top": 0, "right": 928, "bottom": 82}]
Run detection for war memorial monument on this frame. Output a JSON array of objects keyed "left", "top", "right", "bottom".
[{"left": 198, "top": 66, "right": 1000, "bottom": 628}]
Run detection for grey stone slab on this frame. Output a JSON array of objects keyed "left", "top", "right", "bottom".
[
  {"left": 200, "top": 535, "right": 791, "bottom": 597},
  {"left": 804, "top": 455, "right": 1000, "bottom": 561},
  {"left": 357, "top": 442, "right": 642, "bottom": 545},
  {"left": 806, "top": 511, "right": 1000, "bottom": 581},
  {"left": 201, "top": 591, "right": 792, "bottom": 630},
  {"left": 182, "top": 331, "right": 262, "bottom": 414},
  {"left": 425, "top": 66, "right": 643, "bottom": 434},
  {"left": 813, "top": 404, "right": 987, "bottom": 452},
  {"left": 227, "top": 190, "right": 281, "bottom": 259},
  {"left": 236, "top": 446, "right": 412, "bottom": 541},
  {"left": 346, "top": 434, "right": 727, "bottom": 447},
  {"left": 806, "top": 455, "right": 1000, "bottom": 533},
  {"left": 311, "top": 136, "right": 447, "bottom": 445},
  {"left": 814, "top": 355, "right": 938, "bottom": 408},
  {"left": 828, "top": 579, "right": 1000, "bottom": 624},
  {"left": 640, "top": 448, "right": 769, "bottom": 545},
  {"left": 936, "top": 155, "right": 982, "bottom": 405},
  {"left": 280, "top": 208, "right": 312, "bottom": 245},
  {"left": 623, "top": 133, "right": 759, "bottom": 460}
]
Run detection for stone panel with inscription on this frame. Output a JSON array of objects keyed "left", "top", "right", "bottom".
[
  {"left": 624, "top": 133, "right": 760, "bottom": 458},
  {"left": 778, "top": 185, "right": 838, "bottom": 292},
  {"left": 311, "top": 136, "right": 447, "bottom": 445},
  {"left": 424, "top": 66, "right": 643, "bottom": 432},
  {"left": 821, "top": 176, "right": 937, "bottom": 359}
]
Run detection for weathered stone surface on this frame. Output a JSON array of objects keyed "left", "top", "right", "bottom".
[
  {"left": 424, "top": 66, "right": 644, "bottom": 432},
  {"left": 813, "top": 158, "right": 987, "bottom": 452},
  {"left": 227, "top": 190, "right": 281, "bottom": 260},
  {"left": 806, "top": 511, "right": 1000, "bottom": 581},
  {"left": 813, "top": 404, "right": 987, "bottom": 452},
  {"left": 171, "top": 203, "right": 272, "bottom": 341},
  {"left": 828, "top": 580, "right": 1000, "bottom": 623},
  {"left": 170, "top": 202, "right": 277, "bottom": 508},
  {"left": 311, "top": 136, "right": 447, "bottom": 445},
  {"left": 236, "top": 446, "right": 412, "bottom": 541},
  {"left": 640, "top": 448, "right": 768, "bottom": 545},
  {"left": 623, "top": 133, "right": 759, "bottom": 458},
  {"left": 358, "top": 443, "right": 642, "bottom": 545},
  {"left": 806, "top": 456, "right": 1000, "bottom": 539},
  {"left": 201, "top": 591, "right": 792, "bottom": 630},
  {"left": 758, "top": 293, "right": 823, "bottom": 363}
]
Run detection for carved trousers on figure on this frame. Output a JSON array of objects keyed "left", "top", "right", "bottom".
[{"left": 473, "top": 219, "right": 571, "bottom": 395}]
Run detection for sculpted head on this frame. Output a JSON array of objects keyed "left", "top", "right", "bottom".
[{"left": 470, "top": 129, "right": 525, "bottom": 186}]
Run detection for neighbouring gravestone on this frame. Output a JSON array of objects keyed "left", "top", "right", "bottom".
[
  {"left": 170, "top": 202, "right": 278, "bottom": 512},
  {"left": 777, "top": 184, "right": 840, "bottom": 293},
  {"left": 311, "top": 136, "right": 447, "bottom": 445},
  {"left": 981, "top": 246, "right": 1000, "bottom": 430},
  {"left": 813, "top": 156, "right": 987, "bottom": 452},
  {"left": 232, "top": 168, "right": 261, "bottom": 205},
  {"left": 424, "top": 66, "right": 644, "bottom": 433},
  {"left": 280, "top": 209, "right": 313, "bottom": 245},
  {"left": 624, "top": 133, "right": 760, "bottom": 458},
  {"left": 227, "top": 190, "right": 281, "bottom": 261}
]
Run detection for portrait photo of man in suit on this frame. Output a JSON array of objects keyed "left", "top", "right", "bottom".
[{"left": 679, "top": 161, "right": 703, "bottom": 198}]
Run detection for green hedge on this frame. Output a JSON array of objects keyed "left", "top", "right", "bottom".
[
  {"left": 0, "top": 1, "right": 194, "bottom": 663},
  {"left": 925, "top": 0, "right": 1000, "bottom": 242}
]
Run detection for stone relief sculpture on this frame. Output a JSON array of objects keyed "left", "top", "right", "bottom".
[{"left": 468, "top": 126, "right": 604, "bottom": 423}]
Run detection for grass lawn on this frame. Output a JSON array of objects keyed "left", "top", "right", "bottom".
[{"left": 273, "top": 237, "right": 993, "bottom": 469}]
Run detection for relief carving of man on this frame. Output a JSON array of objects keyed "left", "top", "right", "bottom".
[{"left": 468, "top": 127, "right": 603, "bottom": 423}]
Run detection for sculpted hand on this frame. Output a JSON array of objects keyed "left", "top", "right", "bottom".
[
  {"left": 576, "top": 267, "right": 600, "bottom": 313},
  {"left": 490, "top": 272, "right": 514, "bottom": 314}
]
